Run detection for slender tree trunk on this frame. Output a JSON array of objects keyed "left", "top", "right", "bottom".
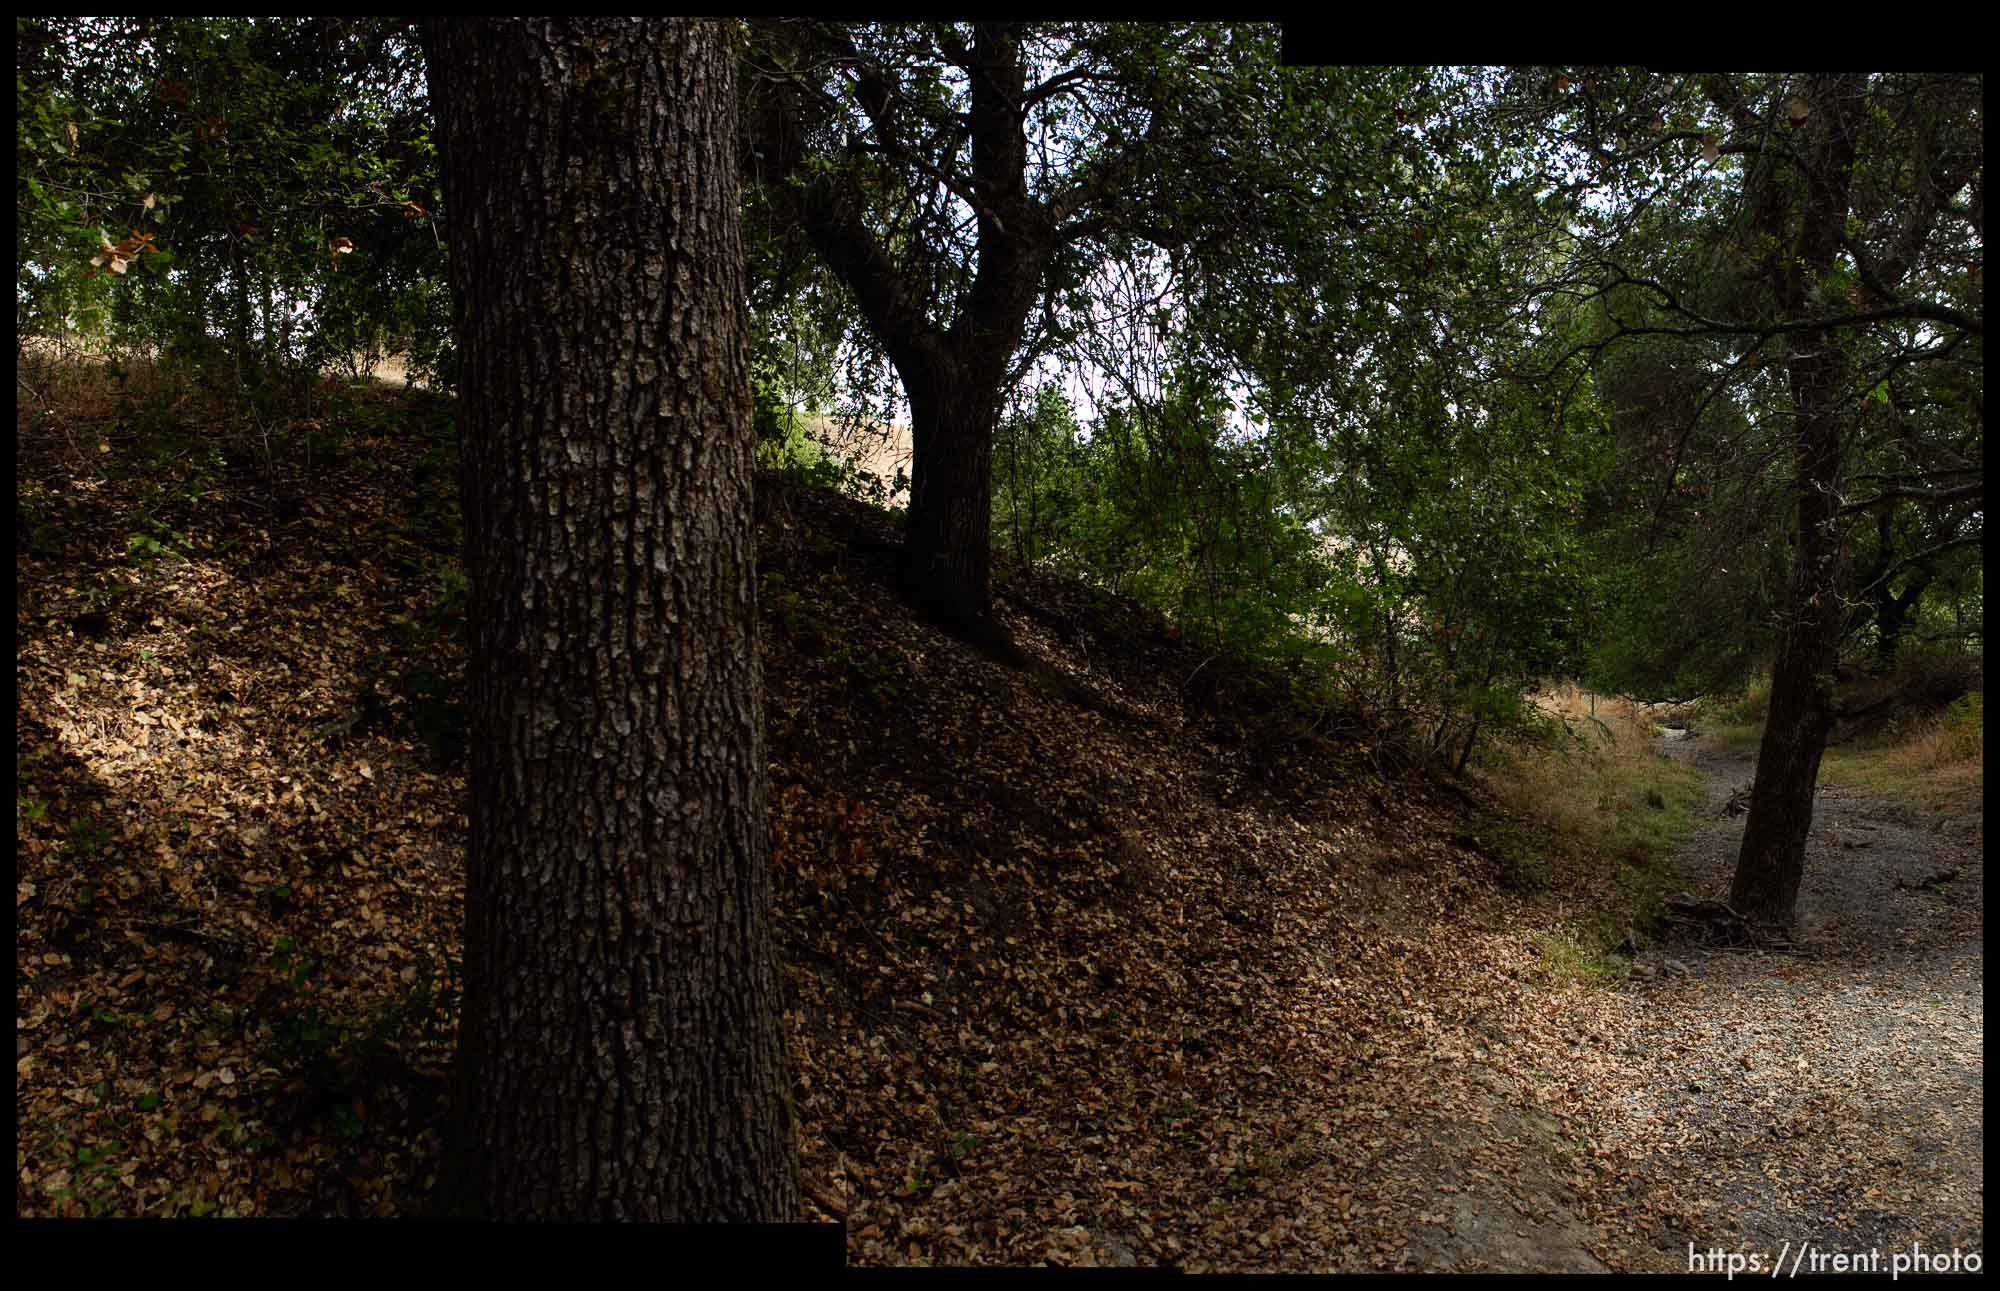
[
  {"left": 425, "top": 17, "right": 800, "bottom": 1220},
  {"left": 1454, "top": 719, "right": 1481, "bottom": 777},
  {"left": 1382, "top": 605, "right": 1401, "bottom": 712},
  {"left": 259, "top": 273, "right": 276, "bottom": 366},
  {"left": 229, "top": 237, "right": 252, "bottom": 390},
  {"left": 1729, "top": 74, "right": 1863, "bottom": 928},
  {"left": 1871, "top": 569, "right": 1933, "bottom": 673},
  {"left": 185, "top": 258, "right": 210, "bottom": 350},
  {"left": 1730, "top": 344, "right": 1849, "bottom": 925},
  {"left": 1852, "top": 507, "right": 1934, "bottom": 675}
]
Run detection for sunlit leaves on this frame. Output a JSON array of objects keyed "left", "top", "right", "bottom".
[{"left": 87, "top": 228, "right": 159, "bottom": 277}]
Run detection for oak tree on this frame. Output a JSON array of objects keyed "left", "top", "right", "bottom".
[{"left": 741, "top": 22, "right": 1430, "bottom": 646}]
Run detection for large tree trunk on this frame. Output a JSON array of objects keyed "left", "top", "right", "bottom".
[
  {"left": 425, "top": 17, "right": 800, "bottom": 1220},
  {"left": 1728, "top": 74, "right": 1862, "bottom": 928},
  {"left": 901, "top": 367, "right": 1004, "bottom": 639}
]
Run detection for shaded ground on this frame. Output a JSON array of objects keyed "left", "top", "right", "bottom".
[
  {"left": 14, "top": 392, "right": 1605, "bottom": 1252},
  {"left": 13, "top": 370, "right": 1981, "bottom": 1263}
]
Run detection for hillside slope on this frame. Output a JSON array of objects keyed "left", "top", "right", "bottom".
[
  {"left": 15, "top": 386, "right": 1674, "bottom": 1262},
  {"left": 753, "top": 477, "right": 1636, "bottom": 1269}
]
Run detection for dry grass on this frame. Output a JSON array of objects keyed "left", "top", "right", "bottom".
[
  {"left": 1508, "top": 684, "right": 1666, "bottom": 812},
  {"left": 1822, "top": 691, "right": 1983, "bottom": 817},
  {"left": 1494, "top": 685, "right": 1700, "bottom": 856},
  {"left": 1456, "top": 684, "right": 1706, "bottom": 987},
  {"left": 1691, "top": 661, "right": 1984, "bottom": 819},
  {"left": 1474, "top": 684, "right": 1705, "bottom": 958},
  {"left": 1694, "top": 675, "right": 1768, "bottom": 751},
  {"left": 18, "top": 340, "right": 433, "bottom": 482},
  {"left": 1529, "top": 681, "right": 1660, "bottom": 745},
  {"left": 18, "top": 339, "right": 204, "bottom": 460},
  {"left": 18, "top": 335, "right": 424, "bottom": 409},
  {"left": 1897, "top": 703, "right": 1983, "bottom": 769},
  {"left": 804, "top": 412, "right": 911, "bottom": 490}
]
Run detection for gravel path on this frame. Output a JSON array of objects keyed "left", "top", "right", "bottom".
[{"left": 1596, "top": 730, "right": 1983, "bottom": 1270}]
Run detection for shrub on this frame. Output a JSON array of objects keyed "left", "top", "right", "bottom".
[
  {"left": 1715, "top": 675, "right": 1771, "bottom": 727},
  {"left": 1886, "top": 642, "right": 1983, "bottom": 711}
]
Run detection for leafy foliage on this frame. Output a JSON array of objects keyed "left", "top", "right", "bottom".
[
  {"left": 17, "top": 18, "right": 450, "bottom": 431},
  {"left": 995, "top": 376, "right": 1339, "bottom": 667}
]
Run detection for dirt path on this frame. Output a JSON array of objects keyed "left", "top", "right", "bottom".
[
  {"left": 1584, "top": 730, "right": 1984, "bottom": 1270},
  {"left": 1251, "top": 728, "right": 1983, "bottom": 1274}
]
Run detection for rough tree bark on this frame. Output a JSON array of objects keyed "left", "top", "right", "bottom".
[
  {"left": 1728, "top": 74, "right": 1864, "bottom": 927},
  {"left": 424, "top": 17, "right": 800, "bottom": 1219},
  {"left": 901, "top": 361, "right": 1012, "bottom": 635}
]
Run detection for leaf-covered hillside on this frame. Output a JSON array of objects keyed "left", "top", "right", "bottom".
[
  {"left": 9, "top": 374, "right": 1550, "bottom": 1246},
  {"left": 19, "top": 370, "right": 1977, "bottom": 1264}
]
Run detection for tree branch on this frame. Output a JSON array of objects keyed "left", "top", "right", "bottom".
[
  {"left": 1838, "top": 480, "right": 1984, "bottom": 515},
  {"left": 1850, "top": 532, "right": 1983, "bottom": 598}
]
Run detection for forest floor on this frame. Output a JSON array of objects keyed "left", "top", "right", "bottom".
[{"left": 13, "top": 366, "right": 1983, "bottom": 1265}]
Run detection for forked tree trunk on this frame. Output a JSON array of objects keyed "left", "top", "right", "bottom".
[
  {"left": 1870, "top": 568, "right": 1933, "bottom": 674},
  {"left": 751, "top": 21, "right": 1047, "bottom": 643},
  {"left": 424, "top": 17, "right": 799, "bottom": 1220}
]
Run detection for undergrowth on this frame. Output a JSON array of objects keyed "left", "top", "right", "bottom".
[
  {"left": 1477, "top": 683, "right": 1705, "bottom": 984},
  {"left": 1820, "top": 689, "right": 1983, "bottom": 817}
]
